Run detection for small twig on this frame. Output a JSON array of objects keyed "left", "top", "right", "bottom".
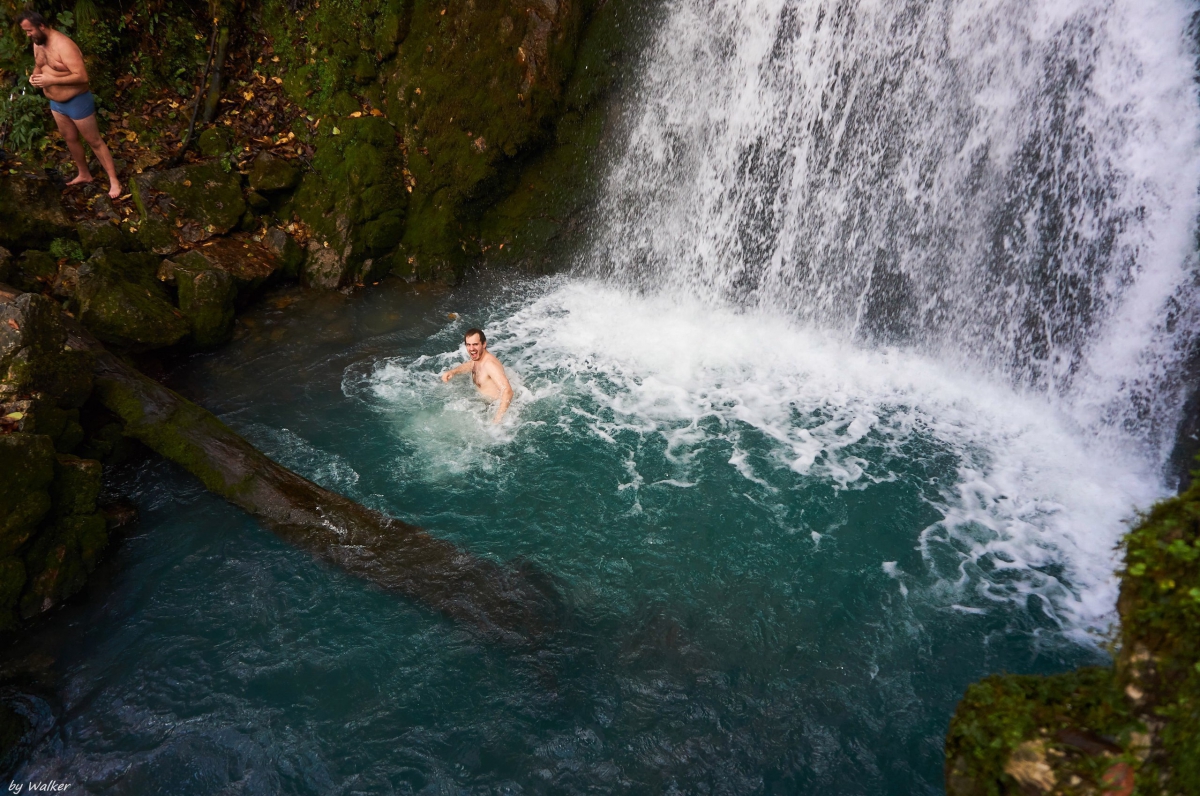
[{"left": 166, "top": 19, "right": 219, "bottom": 167}]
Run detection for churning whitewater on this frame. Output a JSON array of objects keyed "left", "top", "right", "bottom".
[{"left": 355, "top": 280, "right": 1162, "bottom": 637}]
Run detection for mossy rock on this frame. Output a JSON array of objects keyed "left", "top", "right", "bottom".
[
  {"left": 945, "top": 668, "right": 1140, "bottom": 796},
  {"left": 131, "top": 162, "right": 247, "bottom": 237},
  {"left": 0, "top": 558, "right": 27, "bottom": 632},
  {"left": 74, "top": 249, "right": 189, "bottom": 351},
  {"left": 354, "top": 52, "right": 378, "bottom": 84},
  {"left": 197, "top": 127, "right": 234, "bottom": 157},
  {"left": 263, "top": 228, "right": 305, "bottom": 279},
  {"left": 134, "top": 216, "right": 181, "bottom": 256},
  {"left": 1116, "top": 475, "right": 1200, "bottom": 791},
  {"left": 19, "top": 512, "right": 106, "bottom": 620},
  {"left": 294, "top": 117, "right": 407, "bottom": 261},
  {"left": 10, "top": 251, "right": 58, "bottom": 293},
  {"left": 248, "top": 152, "right": 300, "bottom": 193},
  {"left": 0, "top": 172, "right": 74, "bottom": 250},
  {"left": 77, "top": 219, "right": 127, "bottom": 256},
  {"left": 175, "top": 264, "right": 237, "bottom": 349},
  {"left": 2, "top": 400, "right": 84, "bottom": 454},
  {"left": 50, "top": 455, "right": 102, "bottom": 518},
  {"left": 0, "top": 434, "right": 56, "bottom": 557},
  {"left": 0, "top": 293, "right": 94, "bottom": 409},
  {"left": 162, "top": 237, "right": 280, "bottom": 298}
]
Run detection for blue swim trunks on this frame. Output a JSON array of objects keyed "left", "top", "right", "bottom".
[{"left": 49, "top": 91, "right": 96, "bottom": 120}]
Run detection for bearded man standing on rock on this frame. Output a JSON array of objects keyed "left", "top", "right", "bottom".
[{"left": 19, "top": 11, "right": 121, "bottom": 199}]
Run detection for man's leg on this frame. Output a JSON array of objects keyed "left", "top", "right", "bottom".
[
  {"left": 51, "top": 110, "right": 93, "bottom": 186},
  {"left": 72, "top": 113, "right": 122, "bottom": 199}
]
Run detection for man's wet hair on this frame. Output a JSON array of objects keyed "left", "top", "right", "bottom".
[
  {"left": 464, "top": 328, "right": 486, "bottom": 344},
  {"left": 16, "top": 11, "right": 49, "bottom": 27}
]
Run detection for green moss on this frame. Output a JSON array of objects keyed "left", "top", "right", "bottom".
[
  {"left": 131, "top": 163, "right": 247, "bottom": 236},
  {"left": 198, "top": 127, "right": 234, "bottom": 158},
  {"left": 945, "top": 668, "right": 1140, "bottom": 795},
  {"left": 175, "top": 265, "right": 237, "bottom": 349},
  {"left": 50, "top": 455, "right": 102, "bottom": 518},
  {"left": 74, "top": 250, "right": 189, "bottom": 351},
  {"left": 1116, "top": 475, "right": 1200, "bottom": 792},
  {"left": 0, "top": 434, "right": 56, "bottom": 557}
]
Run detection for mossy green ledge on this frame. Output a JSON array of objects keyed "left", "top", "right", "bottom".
[{"left": 945, "top": 475, "right": 1200, "bottom": 795}]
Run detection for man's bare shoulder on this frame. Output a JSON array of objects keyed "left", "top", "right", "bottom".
[
  {"left": 47, "top": 30, "right": 83, "bottom": 59},
  {"left": 482, "top": 354, "right": 507, "bottom": 376}
]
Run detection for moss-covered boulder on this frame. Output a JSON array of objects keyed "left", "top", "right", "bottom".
[
  {"left": 19, "top": 511, "right": 107, "bottom": 620},
  {"left": 175, "top": 264, "right": 237, "bottom": 348},
  {"left": 9, "top": 251, "right": 58, "bottom": 294},
  {"left": 0, "top": 434, "right": 56, "bottom": 560},
  {"left": 0, "top": 172, "right": 74, "bottom": 250},
  {"left": 197, "top": 127, "right": 234, "bottom": 157},
  {"left": 263, "top": 227, "right": 305, "bottom": 279},
  {"left": 0, "top": 435, "right": 108, "bottom": 624},
  {"left": 292, "top": 117, "right": 407, "bottom": 280},
  {"left": 249, "top": 152, "right": 301, "bottom": 193},
  {"left": 74, "top": 249, "right": 189, "bottom": 351},
  {"left": 134, "top": 216, "right": 181, "bottom": 256},
  {"left": 160, "top": 237, "right": 280, "bottom": 298},
  {"left": 131, "top": 162, "right": 247, "bottom": 240},
  {"left": 77, "top": 219, "right": 127, "bottom": 256},
  {"left": 0, "top": 293, "right": 93, "bottom": 410}
]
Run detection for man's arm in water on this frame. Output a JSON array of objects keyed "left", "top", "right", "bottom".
[
  {"left": 440, "top": 361, "right": 473, "bottom": 382},
  {"left": 488, "top": 360, "right": 514, "bottom": 424}
]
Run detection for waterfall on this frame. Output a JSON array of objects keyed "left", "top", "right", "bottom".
[{"left": 590, "top": 0, "right": 1200, "bottom": 468}]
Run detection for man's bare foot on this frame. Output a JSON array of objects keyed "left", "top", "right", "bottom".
[
  {"left": 107, "top": 181, "right": 121, "bottom": 199},
  {"left": 65, "top": 173, "right": 94, "bottom": 186}
]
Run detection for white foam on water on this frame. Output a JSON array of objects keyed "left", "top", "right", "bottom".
[{"left": 357, "top": 279, "right": 1164, "bottom": 637}]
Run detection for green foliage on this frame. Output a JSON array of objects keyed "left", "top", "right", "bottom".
[
  {"left": 49, "top": 237, "right": 84, "bottom": 263},
  {"left": 0, "top": 75, "right": 49, "bottom": 155},
  {"left": 1118, "top": 475, "right": 1200, "bottom": 792},
  {"left": 945, "top": 668, "right": 1141, "bottom": 795}
]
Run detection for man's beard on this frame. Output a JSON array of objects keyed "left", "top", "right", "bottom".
[{"left": 30, "top": 30, "right": 48, "bottom": 45}]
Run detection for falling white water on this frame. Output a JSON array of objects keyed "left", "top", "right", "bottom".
[{"left": 589, "top": 0, "right": 1200, "bottom": 465}]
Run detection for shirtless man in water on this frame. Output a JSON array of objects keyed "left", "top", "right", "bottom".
[
  {"left": 440, "top": 328, "right": 514, "bottom": 424},
  {"left": 19, "top": 11, "right": 121, "bottom": 198}
]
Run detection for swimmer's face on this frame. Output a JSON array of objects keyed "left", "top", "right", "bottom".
[{"left": 465, "top": 333, "right": 485, "bottom": 361}]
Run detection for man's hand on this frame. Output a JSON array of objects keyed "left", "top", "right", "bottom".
[
  {"left": 29, "top": 72, "right": 45, "bottom": 87},
  {"left": 441, "top": 361, "right": 472, "bottom": 383}
]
